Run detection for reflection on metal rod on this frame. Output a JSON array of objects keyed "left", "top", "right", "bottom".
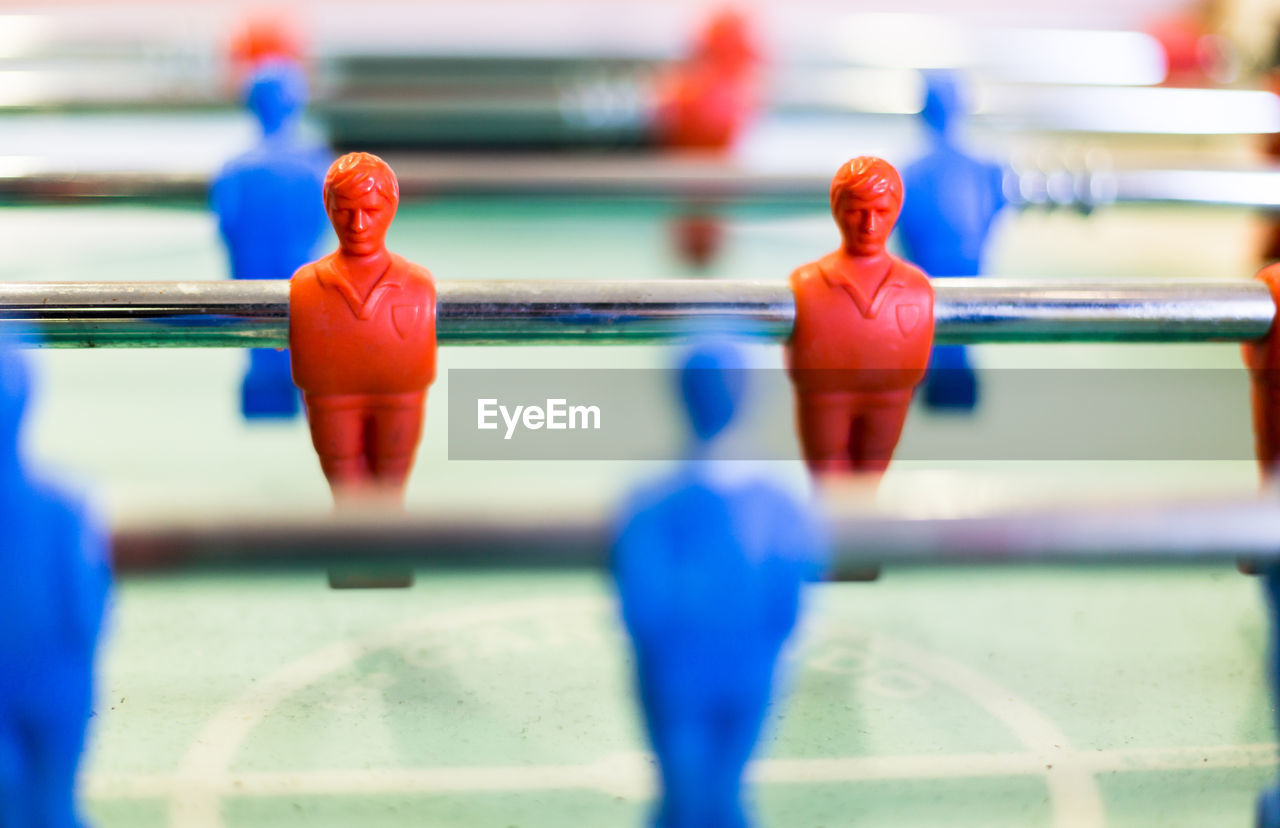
[
  {"left": 109, "top": 495, "right": 1280, "bottom": 573},
  {"left": 0, "top": 279, "right": 1272, "bottom": 348}
]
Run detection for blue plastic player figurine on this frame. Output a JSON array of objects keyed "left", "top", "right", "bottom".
[
  {"left": 211, "top": 59, "right": 330, "bottom": 419},
  {"left": 0, "top": 343, "right": 110, "bottom": 828},
  {"left": 611, "top": 341, "right": 826, "bottom": 828},
  {"left": 1258, "top": 566, "right": 1280, "bottom": 827},
  {"left": 898, "top": 71, "right": 1006, "bottom": 412}
]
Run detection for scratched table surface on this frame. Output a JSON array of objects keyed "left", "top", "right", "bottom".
[{"left": 0, "top": 185, "right": 1276, "bottom": 827}]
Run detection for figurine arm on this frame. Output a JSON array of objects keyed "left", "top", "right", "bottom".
[
  {"left": 290, "top": 260, "right": 319, "bottom": 284},
  {"left": 788, "top": 264, "right": 817, "bottom": 293},
  {"left": 53, "top": 494, "right": 110, "bottom": 653},
  {"left": 610, "top": 492, "right": 673, "bottom": 643},
  {"left": 902, "top": 261, "right": 936, "bottom": 301},
  {"left": 770, "top": 488, "right": 828, "bottom": 581},
  {"left": 411, "top": 261, "right": 438, "bottom": 294},
  {"left": 208, "top": 168, "right": 238, "bottom": 241},
  {"left": 989, "top": 160, "right": 1009, "bottom": 214}
]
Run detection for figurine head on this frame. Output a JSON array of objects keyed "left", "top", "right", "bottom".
[
  {"left": 679, "top": 339, "right": 746, "bottom": 445},
  {"left": 323, "top": 152, "right": 399, "bottom": 257},
  {"left": 246, "top": 60, "right": 308, "bottom": 137},
  {"left": 830, "top": 156, "right": 903, "bottom": 257},
  {"left": 0, "top": 343, "right": 30, "bottom": 456},
  {"left": 920, "top": 71, "right": 966, "bottom": 137},
  {"left": 693, "top": 8, "right": 757, "bottom": 75}
]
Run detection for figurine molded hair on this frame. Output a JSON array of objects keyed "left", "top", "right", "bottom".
[
  {"left": 324, "top": 152, "right": 399, "bottom": 206},
  {"left": 829, "top": 156, "right": 903, "bottom": 211}
]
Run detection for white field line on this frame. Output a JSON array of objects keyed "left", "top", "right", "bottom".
[
  {"left": 168, "top": 597, "right": 608, "bottom": 828},
  {"left": 86, "top": 742, "right": 1279, "bottom": 801},
  {"left": 152, "top": 595, "right": 1257, "bottom": 828},
  {"left": 868, "top": 633, "right": 1106, "bottom": 828}
]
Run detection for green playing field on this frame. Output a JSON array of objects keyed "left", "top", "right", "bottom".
[
  {"left": 0, "top": 196, "right": 1274, "bottom": 826},
  {"left": 84, "top": 567, "right": 1272, "bottom": 828}
]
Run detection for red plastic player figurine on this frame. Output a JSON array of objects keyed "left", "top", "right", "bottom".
[
  {"left": 654, "top": 8, "right": 759, "bottom": 151},
  {"left": 1245, "top": 264, "right": 1280, "bottom": 477},
  {"left": 290, "top": 152, "right": 437, "bottom": 503},
  {"left": 787, "top": 157, "right": 935, "bottom": 478},
  {"left": 657, "top": 9, "right": 761, "bottom": 270}
]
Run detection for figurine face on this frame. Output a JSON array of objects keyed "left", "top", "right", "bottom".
[
  {"left": 836, "top": 192, "right": 899, "bottom": 256},
  {"left": 328, "top": 187, "right": 396, "bottom": 257}
]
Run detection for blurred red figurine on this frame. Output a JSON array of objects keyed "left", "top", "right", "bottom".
[
  {"left": 1146, "top": 6, "right": 1231, "bottom": 88},
  {"left": 1260, "top": 42, "right": 1280, "bottom": 262},
  {"left": 1245, "top": 264, "right": 1280, "bottom": 477},
  {"left": 654, "top": 8, "right": 760, "bottom": 151},
  {"left": 658, "top": 8, "right": 761, "bottom": 269},
  {"left": 290, "top": 153, "right": 437, "bottom": 503},
  {"left": 787, "top": 157, "right": 934, "bottom": 478},
  {"left": 228, "top": 10, "right": 306, "bottom": 85},
  {"left": 1240, "top": 264, "right": 1280, "bottom": 827}
]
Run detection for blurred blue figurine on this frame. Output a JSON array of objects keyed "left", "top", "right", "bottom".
[
  {"left": 612, "top": 341, "right": 826, "bottom": 828},
  {"left": 211, "top": 59, "right": 330, "bottom": 419},
  {"left": 898, "top": 72, "right": 1006, "bottom": 412},
  {"left": 0, "top": 344, "right": 110, "bottom": 828},
  {"left": 1258, "top": 567, "right": 1280, "bottom": 827}
]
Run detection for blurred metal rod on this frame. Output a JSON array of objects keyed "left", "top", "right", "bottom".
[
  {"left": 0, "top": 279, "right": 1272, "bottom": 348},
  {"left": 0, "top": 9, "right": 1168, "bottom": 87},
  {"left": 109, "top": 495, "right": 1280, "bottom": 573},
  {"left": 10, "top": 157, "right": 1280, "bottom": 210}
]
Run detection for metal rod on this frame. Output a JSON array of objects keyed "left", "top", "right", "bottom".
[
  {"left": 0, "top": 9, "right": 1168, "bottom": 86},
  {"left": 0, "top": 279, "right": 1272, "bottom": 348},
  {"left": 930, "top": 280, "right": 1275, "bottom": 343},
  {"left": 108, "top": 494, "right": 1280, "bottom": 573},
  {"left": 9, "top": 156, "right": 1280, "bottom": 209}
]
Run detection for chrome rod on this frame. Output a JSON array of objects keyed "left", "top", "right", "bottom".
[
  {"left": 8, "top": 156, "right": 1280, "bottom": 209},
  {"left": 930, "top": 280, "right": 1275, "bottom": 343},
  {"left": 0, "top": 279, "right": 1272, "bottom": 348},
  {"left": 108, "top": 494, "right": 1280, "bottom": 573}
]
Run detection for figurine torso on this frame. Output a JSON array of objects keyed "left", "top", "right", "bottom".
[
  {"left": 0, "top": 479, "right": 107, "bottom": 664},
  {"left": 289, "top": 251, "right": 438, "bottom": 395},
  {"left": 898, "top": 147, "right": 1005, "bottom": 277},
  {"left": 212, "top": 143, "right": 330, "bottom": 280},
  {"left": 788, "top": 251, "right": 934, "bottom": 392},
  {"left": 655, "top": 64, "right": 755, "bottom": 150},
  {"left": 614, "top": 472, "right": 817, "bottom": 682}
]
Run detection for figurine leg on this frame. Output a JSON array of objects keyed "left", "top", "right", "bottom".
[
  {"left": 705, "top": 675, "right": 773, "bottom": 828},
  {"left": 794, "top": 392, "right": 857, "bottom": 478},
  {"left": 637, "top": 668, "right": 713, "bottom": 828},
  {"left": 1250, "top": 383, "right": 1280, "bottom": 476},
  {"left": 671, "top": 211, "right": 724, "bottom": 270},
  {"left": 366, "top": 393, "right": 427, "bottom": 497},
  {"left": 1259, "top": 567, "right": 1280, "bottom": 828},
  {"left": 241, "top": 348, "right": 300, "bottom": 420},
  {"left": 923, "top": 345, "right": 978, "bottom": 412},
  {"left": 652, "top": 712, "right": 714, "bottom": 828},
  {"left": 0, "top": 715, "right": 31, "bottom": 827},
  {"left": 850, "top": 389, "right": 914, "bottom": 476},
  {"left": 24, "top": 665, "right": 91, "bottom": 828},
  {"left": 303, "top": 394, "right": 373, "bottom": 493},
  {"left": 1259, "top": 786, "right": 1280, "bottom": 828}
]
